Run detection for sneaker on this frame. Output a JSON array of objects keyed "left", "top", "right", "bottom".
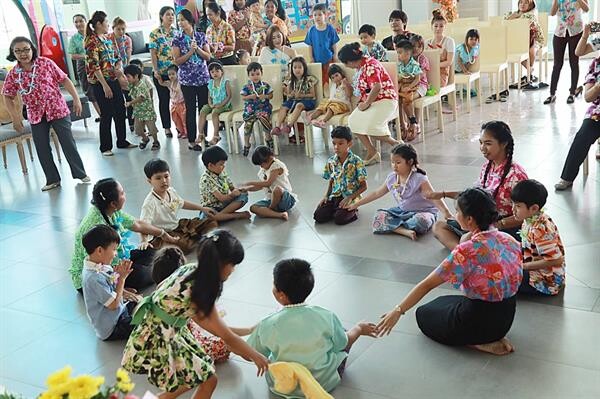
[
  {"left": 102, "top": 150, "right": 114, "bottom": 156},
  {"left": 151, "top": 141, "right": 161, "bottom": 150},
  {"left": 80, "top": 176, "right": 91, "bottom": 183},
  {"left": 41, "top": 182, "right": 61, "bottom": 192},
  {"left": 554, "top": 179, "right": 573, "bottom": 191}
]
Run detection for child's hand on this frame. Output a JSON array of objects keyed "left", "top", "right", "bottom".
[
  {"left": 357, "top": 102, "right": 370, "bottom": 111},
  {"left": 358, "top": 321, "right": 379, "bottom": 338},
  {"left": 124, "top": 101, "right": 131, "bottom": 108},
  {"left": 347, "top": 202, "right": 359, "bottom": 211},
  {"left": 201, "top": 207, "right": 217, "bottom": 217},
  {"left": 114, "top": 259, "right": 133, "bottom": 281},
  {"left": 250, "top": 352, "right": 269, "bottom": 376},
  {"left": 318, "top": 197, "right": 328, "bottom": 207},
  {"left": 339, "top": 197, "right": 352, "bottom": 209},
  {"left": 231, "top": 188, "right": 241, "bottom": 197},
  {"left": 138, "top": 241, "right": 154, "bottom": 251},
  {"left": 162, "top": 232, "right": 180, "bottom": 244},
  {"left": 123, "top": 290, "right": 142, "bottom": 303}
]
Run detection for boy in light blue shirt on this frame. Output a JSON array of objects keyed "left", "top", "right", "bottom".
[{"left": 247, "top": 259, "right": 377, "bottom": 397}]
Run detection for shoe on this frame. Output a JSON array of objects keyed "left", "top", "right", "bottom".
[
  {"left": 79, "top": 176, "right": 91, "bottom": 183},
  {"left": 165, "top": 130, "right": 173, "bottom": 138},
  {"left": 95, "top": 117, "right": 101, "bottom": 123},
  {"left": 281, "top": 124, "right": 292, "bottom": 135},
  {"left": 118, "top": 142, "right": 137, "bottom": 149},
  {"left": 554, "top": 179, "right": 573, "bottom": 191},
  {"left": 544, "top": 95, "right": 556, "bottom": 105},
  {"left": 499, "top": 95, "right": 508, "bottom": 103},
  {"left": 299, "top": 136, "right": 305, "bottom": 144},
  {"left": 365, "top": 152, "right": 381, "bottom": 166},
  {"left": 177, "top": 131, "right": 187, "bottom": 139},
  {"left": 530, "top": 75, "right": 538, "bottom": 83},
  {"left": 151, "top": 141, "right": 161, "bottom": 150},
  {"left": 289, "top": 135, "right": 297, "bottom": 144},
  {"left": 242, "top": 145, "right": 251, "bottom": 157},
  {"left": 102, "top": 150, "right": 114, "bottom": 156},
  {"left": 574, "top": 86, "right": 583, "bottom": 97},
  {"left": 485, "top": 96, "right": 495, "bottom": 104},
  {"left": 41, "top": 182, "right": 61, "bottom": 192},
  {"left": 188, "top": 143, "right": 202, "bottom": 151},
  {"left": 566, "top": 95, "right": 575, "bottom": 104},
  {"left": 139, "top": 137, "right": 150, "bottom": 149}
]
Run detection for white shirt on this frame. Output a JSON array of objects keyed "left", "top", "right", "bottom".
[
  {"left": 329, "top": 81, "right": 351, "bottom": 106},
  {"left": 258, "top": 158, "right": 297, "bottom": 200},
  {"left": 140, "top": 187, "right": 184, "bottom": 231}
]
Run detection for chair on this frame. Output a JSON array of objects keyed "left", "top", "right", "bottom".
[
  {"left": 454, "top": 57, "right": 483, "bottom": 113},
  {"left": 439, "top": 63, "right": 458, "bottom": 122},
  {"left": 0, "top": 124, "right": 29, "bottom": 173},
  {"left": 218, "top": 66, "right": 250, "bottom": 153},
  {"left": 504, "top": 18, "right": 531, "bottom": 88},
  {"left": 381, "top": 62, "right": 403, "bottom": 141},
  {"left": 413, "top": 49, "right": 444, "bottom": 135},
  {"left": 537, "top": 12, "right": 550, "bottom": 82},
  {"left": 478, "top": 25, "right": 509, "bottom": 100},
  {"left": 337, "top": 34, "right": 358, "bottom": 50},
  {"left": 489, "top": 16, "right": 504, "bottom": 26},
  {"left": 291, "top": 44, "right": 312, "bottom": 62}
]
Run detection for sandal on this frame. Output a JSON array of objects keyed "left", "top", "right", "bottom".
[
  {"left": 299, "top": 136, "right": 305, "bottom": 144},
  {"left": 151, "top": 141, "right": 161, "bottom": 151},
  {"left": 242, "top": 145, "right": 251, "bottom": 156},
  {"left": 544, "top": 95, "right": 556, "bottom": 105},
  {"left": 139, "top": 137, "right": 150, "bottom": 149},
  {"left": 405, "top": 124, "right": 417, "bottom": 141},
  {"left": 289, "top": 135, "right": 297, "bottom": 144},
  {"left": 574, "top": 86, "right": 583, "bottom": 97}
]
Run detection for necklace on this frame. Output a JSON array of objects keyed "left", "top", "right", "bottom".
[
  {"left": 283, "top": 302, "right": 306, "bottom": 308},
  {"left": 15, "top": 61, "right": 38, "bottom": 96},
  {"left": 391, "top": 170, "right": 413, "bottom": 201}
]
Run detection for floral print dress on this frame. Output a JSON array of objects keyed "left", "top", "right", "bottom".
[{"left": 122, "top": 263, "right": 215, "bottom": 392}]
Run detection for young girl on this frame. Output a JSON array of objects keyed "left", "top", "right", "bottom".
[
  {"left": 247, "top": 0, "right": 268, "bottom": 55},
  {"left": 307, "top": 64, "right": 352, "bottom": 128},
  {"left": 348, "top": 144, "right": 452, "bottom": 240},
  {"left": 122, "top": 230, "right": 268, "bottom": 399},
  {"left": 236, "top": 49, "right": 251, "bottom": 65},
  {"left": 455, "top": 29, "right": 480, "bottom": 75},
  {"left": 426, "top": 10, "right": 455, "bottom": 87},
  {"left": 410, "top": 34, "right": 430, "bottom": 136},
  {"left": 395, "top": 37, "right": 423, "bottom": 141},
  {"left": 197, "top": 63, "right": 232, "bottom": 147},
  {"left": 272, "top": 56, "right": 317, "bottom": 144},
  {"left": 158, "top": 65, "right": 187, "bottom": 138}
]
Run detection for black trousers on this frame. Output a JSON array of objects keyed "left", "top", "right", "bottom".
[
  {"left": 560, "top": 118, "right": 600, "bottom": 182},
  {"left": 550, "top": 32, "right": 582, "bottom": 95},
  {"left": 153, "top": 74, "right": 172, "bottom": 129},
  {"left": 105, "top": 301, "right": 136, "bottom": 341},
  {"left": 92, "top": 80, "right": 128, "bottom": 152},
  {"left": 181, "top": 84, "right": 208, "bottom": 143},
  {"left": 126, "top": 248, "right": 156, "bottom": 290}
]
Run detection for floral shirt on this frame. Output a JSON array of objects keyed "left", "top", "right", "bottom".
[
  {"left": 85, "top": 34, "right": 120, "bottom": 83},
  {"left": 362, "top": 42, "right": 387, "bottom": 61},
  {"left": 208, "top": 78, "right": 230, "bottom": 105},
  {"left": 354, "top": 56, "right": 398, "bottom": 103},
  {"left": 397, "top": 57, "right": 423, "bottom": 78},
  {"left": 591, "top": 36, "right": 600, "bottom": 52},
  {"left": 108, "top": 33, "right": 132, "bottom": 65},
  {"left": 416, "top": 53, "right": 430, "bottom": 90},
  {"left": 436, "top": 229, "right": 523, "bottom": 301},
  {"left": 149, "top": 26, "right": 178, "bottom": 76},
  {"left": 240, "top": 80, "right": 273, "bottom": 118},
  {"left": 284, "top": 75, "right": 317, "bottom": 100},
  {"left": 172, "top": 31, "right": 210, "bottom": 86},
  {"left": 129, "top": 78, "right": 156, "bottom": 121},
  {"left": 584, "top": 57, "right": 600, "bottom": 119},
  {"left": 265, "top": 15, "right": 288, "bottom": 37},
  {"left": 476, "top": 161, "right": 528, "bottom": 218},
  {"left": 206, "top": 19, "right": 236, "bottom": 59},
  {"left": 323, "top": 150, "right": 367, "bottom": 201},
  {"left": 258, "top": 47, "right": 292, "bottom": 79},
  {"left": 555, "top": 0, "right": 584, "bottom": 37},
  {"left": 2, "top": 57, "right": 70, "bottom": 124},
  {"left": 199, "top": 169, "right": 235, "bottom": 209},
  {"left": 228, "top": 9, "right": 251, "bottom": 41},
  {"left": 67, "top": 32, "right": 85, "bottom": 56},
  {"left": 521, "top": 212, "right": 566, "bottom": 295},
  {"left": 455, "top": 43, "right": 479, "bottom": 71}
]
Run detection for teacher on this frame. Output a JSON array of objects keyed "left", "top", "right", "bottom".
[{"left": 205, "top": 2, "right": 237, "bottom": 65}]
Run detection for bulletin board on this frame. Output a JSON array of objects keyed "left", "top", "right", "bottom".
[{"left": 282, "top": 0, "right": 343, "bottom": 43}]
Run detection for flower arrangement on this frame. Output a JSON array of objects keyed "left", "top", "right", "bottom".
[{"left": 37, "top": 366, "right": 136, "bottom": 399}]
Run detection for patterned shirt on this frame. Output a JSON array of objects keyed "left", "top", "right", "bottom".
[
  {"left": 149, "top": 26, "right": 178, "bottom": 76},
  {"left": 521, "top": 212, "right": 566, "bottom": 295},
  {"left": 355, "top": 56, "right": 398, "bottom": 103},
  {"left": 258, "top": 47, "right": 292, "bottom": 79},
  {"left": 284, "top": 75, "right": 318, "bottom": 100},
  {"left": 416, "top": 53, "right": 430, "bottom": 90},
  {"left": 555, "top": 0, "right": 584, "bottom": 37},
  {"left": 208, "top": 78, "right": 230, "bottom": 105},
  {"left": 108, "top": 33, "right": 132, "bottom": 65},
  {"left": 323, "top": 150, "right": 367, "bottom": 200},
  {"left": 362, "top": 42, "right": 387, "bottom": 61},
  {"left": 129, "top": 78, "right": 156, "bottom": 121},
  {"left": 591, "top": 36, "right": 600, "bottom": 52},
  {"left": 2, "top": 57, "right": 70, "bottom": 124},
  {"left": 435, "top": 229, "right": 523, "bottom": 301},
  {"left": 455, "top": 43, "right": 479, "bottom": 71},
  {"left": 206, "top": 19, "right": 236, "bottom": 59},
  {"left": 240, "top": 80, "right": 273, "bottom": 118},
  {"left": 265, "top": 15, "right": 288, "bottom": 37},
  {"left": 85, "top": 33, "right": 120, "bottom": 83},
  {"left": 584, "top": 57, "right": 600, "bottom": 119},
  {"left": 199, "top": 169, "right": 235, "bottom": 209},
  {"left": 476, "top": 161, "right": 528, "bottom": 218},
  {"left": 397, "top": 57, "right": 423, "bottom": 78},
  {"left": 172, "top": 31, "right": 210, "bottom": 86},
  {"left": 67, "top": 32, "right": 85, "bottom": 56},
  {"left": 228, "top": 9, "right": 251, "bottom": 41}
]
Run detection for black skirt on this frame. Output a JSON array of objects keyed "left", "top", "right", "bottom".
[{"left": 416, "top": 295, "right": 516, "bottom": 346}]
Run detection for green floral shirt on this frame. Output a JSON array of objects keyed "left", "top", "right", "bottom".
[
  {"left": 199, "top": 169, "right": 234, "bottom": 209},
  {"left": 68, "top": 32, "right": 85, "bottom": 56},
  {"left": 323, "top": 151, "right": 367, "bottom": 201},
  {"left": 129, "top": 78, "right": 156, "bottom": 121},
  {"left": 149, "top": 26, "right": 178, "bottom": 76}
]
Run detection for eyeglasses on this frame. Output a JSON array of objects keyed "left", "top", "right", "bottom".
[{"left": 13, "top": 48, "right": 31, "bottom": 55}]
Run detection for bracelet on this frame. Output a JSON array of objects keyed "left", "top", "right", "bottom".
[
  {"left": 158, "top": 229, "right": 165, "bottom": 238},
  {"left": 394, "top": 304, "right": 405, "bottom": 315}
]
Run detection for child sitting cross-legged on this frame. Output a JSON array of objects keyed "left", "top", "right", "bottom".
[
  {"left": 81, "top": 224, "right": 142, "bottom": 341},
  {"left": 199, "top": 146, "right": 251, "bottom": 222},
  {"left": 123, "top": 64, "right": 160, "bottom": 150},
  {"left": 244, "top": 145, "right": 298, "bottom": 221},
  {"left": 247, "top": 258, "right": 377, "bottom": 397},
  {"left": 511, "top": 179, "right": 566, "bottom": 296},
  {"left": 306, "top": 64, "right": 352, "bottom": 128},
  {"left": 395, "top": 36, "right": 423, "bottom": 141}
]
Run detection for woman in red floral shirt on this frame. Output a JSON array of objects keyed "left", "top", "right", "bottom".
[{"left": 2, "top": 37, "right": 89, "bottom": 192}]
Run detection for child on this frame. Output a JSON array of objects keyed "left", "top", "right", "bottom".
[
  {"left": 236, "top": 49, "right": 251, "bottom": 65},
  {"left": 247, "top": 0, "right": 268, "bottom": 55},
  {"left": 313, "top": 126, "right": 367, "bottom": 225},
  {"left": 382, "top": 9, "right": 409, "bottom": 50},
  {"left": 410, "top": 34, "right": 430, "bottom": 132},
  {"left": 426, "top": 10, "right": 455, "bottom": 88},
  {"left": 348, "top": 144, "right": 452, "bottom": 240},
  {"left": 511, "top": 179, "right": 566, "bottom": 296},
  {"left": 122, "top": 230, "right": 269, "bottom": 399},
  {"left": 359, "top": 24, "right": 387, "bottom": 61},
  {"left": 244, "top": 145, "right": 297, "bottom": 220},
  {"left": 199, "top": 146, "right": 251, "bottom": 221},
  {"left": 123, "top": 64, "right": 160, "bottom": 150},
  {"left": 247, "top": 258, "right": 377, "bottom": 397},
  {"left": 307, "top": 64, "right": 352, "bottom": 128},
  {"left": 455, "top": 29, "right": 480, "bottom": 75},
  {"left": 272, "top": 56, "right": 317, "bottom": 144},
  {"left": 159, "top": 65, "right": 187, "bottom": 139},
  {"left": 140, "top": 159, "right": 217, "bottom": 253},
  {"left": 197, "top": 63, "right": 232, "bottom": 147},
  {"left": 304, "top": 3, "right": 340, "bottom": 86},
  {"left": 129, "top": 59, "right": 153, "bottom": 87},
  {"left": 81, "top": 224, "right": 141, "bottom": 341},
  {"left": 395, "top": 37, "right": 423, "bottom": 141},
  {"left": 240, "top": 62, "right": 274, "bottom": 156}
]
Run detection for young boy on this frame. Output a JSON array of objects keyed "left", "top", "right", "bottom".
[
  {"left": 123, "top": 64, "right": 160, "bottom": 150},
  {"left": 304, "top": 3, "right": 340, "bottom": 85},
  {"left": 240, "top": 62, "right": 274, "bottom": 157},
  {"left": 382, "top": 9, "right": 409, "bottom": 50},
  {"left": 244, "top": 145, "right": 297, "bottom": 221},
  {"left": 395, "top": 38, "right": 423, "bottom": 141},
  {"left": 140, "top": 159, "right": 217, "bottom": 253},
  {"left": 247, "top": 259, "right": 377, "bottom": 397},
  {"left": 511, "top": 179, "right": 566, "bottom": 296},
  {"left": 313, "top": 126, "right": 367, "bottom": 225},
  {"left": 81, "top": 224, "right": 141, "bottom": 341},
  {"left": 199, "top": 146, "right": 251, "bottom": 221},
  {"left": 359, "top": 24, "right": 387, "bottom": 61}
]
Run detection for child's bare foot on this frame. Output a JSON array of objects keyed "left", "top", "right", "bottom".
[
  {"left": 237, "top": 211, "right": 252, "bottom": 220},
  {"left": 280, "top": 211, "right": 289, "bottom": 221},
  {"left": 395, "top": 227, "right": 417, "bottom": 240},
  {"left": 470, "top": 337, "right": 514, "bottom": 356}
]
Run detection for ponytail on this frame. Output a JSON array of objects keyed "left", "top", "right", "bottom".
[
  {"left": 86, "top": 10, "right": 107, "bottom": 38},
  {"left": 91, "top": 178, "right": 120, "bottom": 229},
  {"left": 338, "top": 42, "right": 363, "bottom": 64}
]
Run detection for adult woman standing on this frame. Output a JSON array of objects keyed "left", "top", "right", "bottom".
[
  {"left": 378, "top": 188, "right": 522, "bottom": 356},
  {"left": 2, "top": 37, "right": 89, "bottom": 192},
  {"left": 172, "top": 9, "right": 211, "bottom": 151},
  {"left": 228, "top": 0, "right": 253, "bottom": 53},
  {"left": 338, "top": 43, "right": 400, "bottom": 166},
  {"left": 258, "top": 25, "right": 296, "bottom": 79},
  {"left": 150, "top": 6, "right": 177, "bottom": 139},
  {"left": 85, "top": 10, "right": 135, "bottom": 156},
  {"left": 205, "top": 2, "right": 237, "bottom": 65},
  {"left": 545, "top": 0, "right": 589, "bottom": 105}
]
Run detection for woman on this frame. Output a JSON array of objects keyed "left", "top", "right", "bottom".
[
  {"left": 173, "top": 9, "right": 211, "bottom": 151},
  {"left": 69, "top": 178, "right": 178, "bottom": 293},
  {"left": 205, "top": 2, "right": 237, "bottom": 65},
  {"left": 258, "top": 25, "right": 297, "bottom": 79},
  {"left": 109, "top": 17, "right": 132, "bottom": 66},
  {"left": 67, "top": 14, "right": 101, "bottom": 122},
  {"left": 273, "top": 0, "right": 293, "bottom": 36},
  {"left": 545, "top": 0, "right": 589, "bottom": 105},
  {"left": 2, "top": 37, "right": 89, "bottom": 192},
  {"left": 378, "top": 188, "right": 522, "bottom": 356},
  {"left": 196, "top": 0, "right": 225, "bottom": 34},
  {"left": 426, "top": 10, "right": 455, "bottom": 88},
  {"left": 228, "top": 0, "right": 253, "bottom": 53},
  {"left": 150, "top": 6, "right": 177, "bottom": 139},
  {"left": 264, "top": 0, "right": 288, "bottom": 38},
  {"left": 429, "top": 121, "right": 528, "bottom": 250},
  {"left": 338, "top": 42, "right": 400, "bottom": 166},
  {"left": 85, "top": 11, "right": 135, "bottom": 156},
  {"left": 554, "top": 51, "right": 600, "bottom": 190}
]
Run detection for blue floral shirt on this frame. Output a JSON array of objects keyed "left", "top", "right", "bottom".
[
  {"left": 362, "top": 41, "right": 387, "bottom": 61},
  {"left": 397, "top": 57, "right": 423, "bottom": 78},
  {"left": 240, "top": 80, "right": 273, "bottom": 118},
  {"left": 149, "top": 26, "right": 179, "bottom": 76},
  {"left": 172, "top": 31, "right": 210, "bottom": 86},
  {"left": 323, "top": 150, "right": 367, "bottom": 201}
]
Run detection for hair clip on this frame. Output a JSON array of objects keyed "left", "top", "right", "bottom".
[
  {"left": 205, "top": 231, "right": 219, "bottom": 242},
  {"left": 100, "top": 192, "right": 106, "bottom": 200}
]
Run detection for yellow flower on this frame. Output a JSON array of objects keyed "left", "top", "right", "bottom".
[
  {"left": 115, "top": 368, "right": 135, "bottom": 393},
  {"left": 46, "top": 366, "right": 72, "bottom": 388},
  {"left": 68, "top": 375, "right": 105, "bottom": 399}
]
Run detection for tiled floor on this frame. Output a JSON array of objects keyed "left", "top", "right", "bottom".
[{"left": 1, "top": 70, "right": 599, "bottom": 398}]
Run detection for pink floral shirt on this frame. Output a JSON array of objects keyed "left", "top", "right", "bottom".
[
  {"left": 2, "top": 57, "right": 70, "bottom": 124},
  {"left": 554, "top": 0, "right": 584, "bottom": 38},
  {"left": 355, "top": 56, "right": 398, "bottom": 103},
  {"left": 416, "top": 53, "right": 430, "bottom": 92},
  {"left": 436, "top": 229, "right": 523, "bottom": 301},
  {"left": 476, "top": 161, "right": 528, "bottom": 218}
]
